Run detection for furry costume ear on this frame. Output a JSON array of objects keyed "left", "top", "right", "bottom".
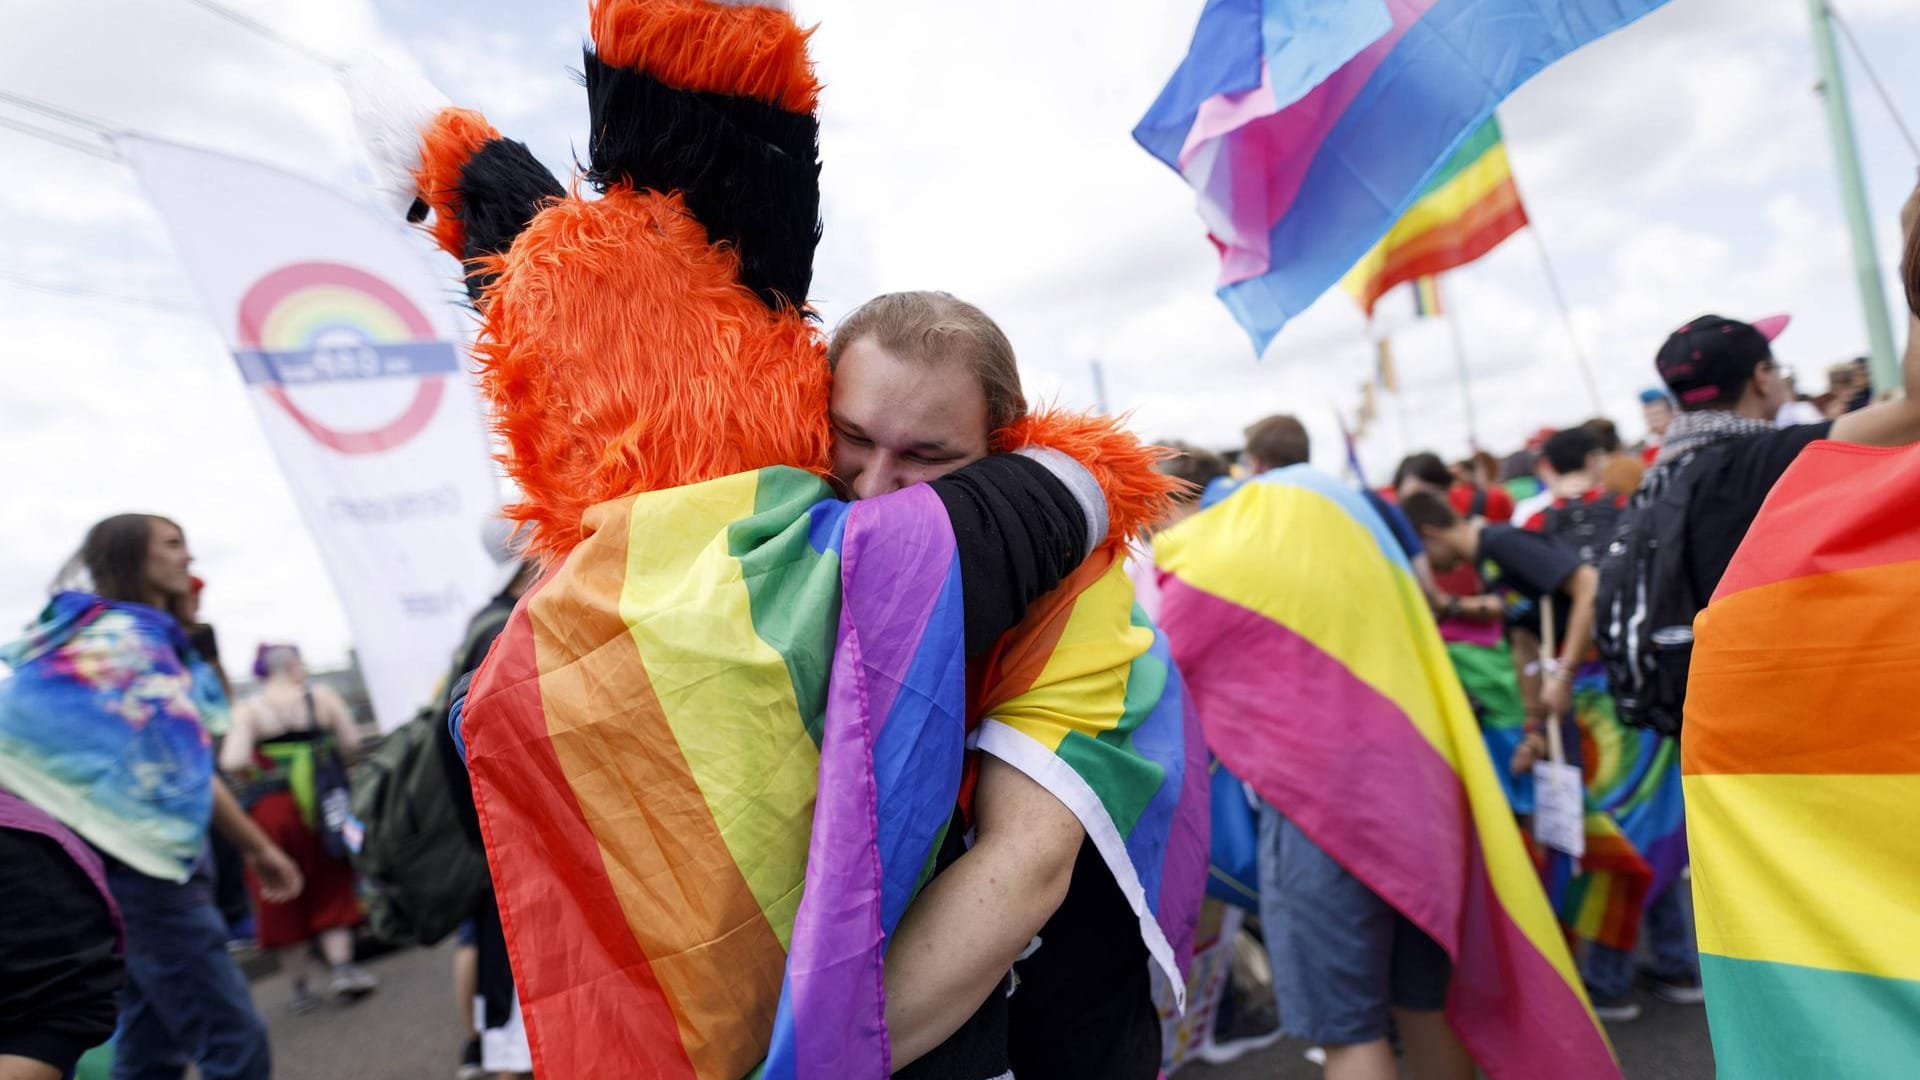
[
  {"left": 412, "top": 109, "right": 567, "bottom": 303},
  {"left": 584, "top": 0, "right": 822, "bottom": 311},
  {"left": 996, "top": 408, "right": 1181, "bottom": 551}
]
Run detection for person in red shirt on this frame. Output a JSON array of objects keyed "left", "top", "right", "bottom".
[{"left": 1393, "top": 451, "right": 1514, "bottom": 524}]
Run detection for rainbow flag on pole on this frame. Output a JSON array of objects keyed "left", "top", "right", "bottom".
[
  {"left": 1155, "top": 466, "right": 1618, "bottom": 1079},
  {"left": 1686, "top": 441, "right": 1920, "bottom": 1078},
  {"left": 1134, "top": 0, "right": 1669, "bottom": 353},
  {"left": 459, "top": 466, "right": 1206, "bottom": 1079},
  {"left": 1341, "top": 119, "right": 1527, "bottom": 317}
]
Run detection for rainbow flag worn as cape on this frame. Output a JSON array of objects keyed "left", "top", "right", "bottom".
[
  {"left": 1154, "top": 466, "right": 1618, "bottom": 1079},
  {"left": 459, "top": 466, "right": 1206, "bottom": 1080},
  {"left": 1341, "top": 118, "right": 1526, "bottom": 317},
  {"left": 1134, "top": 0, "right": 1669, "bottom": 353},
  {"left": 1686, "top": 441, "right": 1920, "bottom": 1078}
]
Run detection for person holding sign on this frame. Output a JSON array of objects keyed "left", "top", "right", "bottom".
[{"left": 1399, "top": 492, "right": 1596, "bottom": 776}]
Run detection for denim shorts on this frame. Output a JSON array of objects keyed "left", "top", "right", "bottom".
[{"left": 1256, "top": 802, "right": 1451, "bottom": 1046}]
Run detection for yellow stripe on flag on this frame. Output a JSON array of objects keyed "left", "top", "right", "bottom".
[
  {"left": 1687, "top": 772, "right": 1920, "bottom": 981},
  {"left": 991, "top": 560, "right": 1153, "bottom": 753},
  {"left": 618, "top": 474, "right": 819, "bottom": 946}
]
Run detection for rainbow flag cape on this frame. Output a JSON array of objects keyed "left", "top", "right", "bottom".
[
  {"left": 1134, "top": 0, "right": 1669, "bottom": 353},
  {"left": 459, "top": 466, "right": 1206, "bottom": 1080},
  {"left": 1340, "top": 120, "right": 1526, "bottom": 317},
  {"left": 1686, "top": 441, "right": 1920, "bottom": 1077},
  {"left": 1155, "top": 466, "right": 1618, "bottom": 1078}
]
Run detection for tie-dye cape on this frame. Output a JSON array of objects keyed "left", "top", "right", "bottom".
[
  {"left": 1155, "top": 465, "right": 1618, "bottom": 1079},
  {"left": 458, "top": 466, "right": 1204, "bottom": 1079},
  {"left": 1448, "top": 642, "right": 1671, "bottom": 951},
  {"left": 1687, "top": 440, "right": 1920, "bottom": 1077},
  {"left": 0, "top": 592, "right": 215, "bottom": 882}
]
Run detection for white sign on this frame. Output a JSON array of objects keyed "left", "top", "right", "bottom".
[
  {"left": 120, "top": 135, "right": 497, "bottom": 731},
  {"left": 1532, "top": 759, "right": 1586, "bottom": 859}
]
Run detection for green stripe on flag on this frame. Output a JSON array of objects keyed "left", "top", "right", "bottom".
[
  {"left": 1418, "top": 117, "right": 1504, "bottom": 197},
  {"left": 731, "top": 466, "right": 841, "bottom": 746},
  {"left": 1700, "top": 953, "right": 1920, "bottom": 1078}
]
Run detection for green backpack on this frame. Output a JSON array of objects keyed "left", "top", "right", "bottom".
[{"left": 348, "top": 704, "right": 490, "bottom": 946}]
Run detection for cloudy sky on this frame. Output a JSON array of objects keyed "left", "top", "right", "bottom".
[{"left": 5, "top": 0, "right": 1919, "bottom": 672}]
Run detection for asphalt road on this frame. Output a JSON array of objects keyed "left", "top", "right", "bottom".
[{"left": 252, "top": 939, "right": 1714, "bottom": 1079}]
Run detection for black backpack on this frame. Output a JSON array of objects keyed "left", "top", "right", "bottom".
[
  {"left": 347, "top": 604, "right": 510, "bottom": 945},
  {"left": 1593, "top": 446, "right": 1729, "bottom": 735},
  {"left": 1542, "top": 495, "right": 1626, "bottom": 566},
  {"left": 348, "top": 706, "right": 490, "bottom": 946}
]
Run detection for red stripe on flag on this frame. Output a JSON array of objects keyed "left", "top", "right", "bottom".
[
  {"left": 1712, "top": 441, "right": 1920, "bottom": 602},
  {"left": 466, "top": 591, "right": 697, "bottom": 1079}
]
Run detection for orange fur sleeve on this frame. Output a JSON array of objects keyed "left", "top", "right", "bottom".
[{"left": 995, "top": 408, "right": 1181, "bottom": 550}]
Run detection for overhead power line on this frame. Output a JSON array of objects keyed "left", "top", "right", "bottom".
[
  {"left": 1824, "top": 2, "right": 1920, "bottom": 163},
  {"left": 178, "top": 0, "right": 346, "bottom": 71},
  {"left": 0, "top": 113, "right": 117, "bottom": 161}
]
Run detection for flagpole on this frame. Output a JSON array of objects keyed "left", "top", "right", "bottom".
[
  {"left": 1807, "top": 0, "right": 1900, "bottom": 393},
  {"left": 1090, "top": 358, "right": 1110, "bottom": 413},
  {"left": 1437, "top": 279, "right": 1481, "bottom": 451},
  {"left": 1527, "top": 226, "right": 1605, "bottom": 416}
]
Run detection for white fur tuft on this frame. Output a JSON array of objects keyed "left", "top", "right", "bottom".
[{"left": 340, "top": 58, "right": 452, "bottom": 218}]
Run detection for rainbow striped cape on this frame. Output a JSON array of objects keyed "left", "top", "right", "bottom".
[
  {"left": 1686, "top": 441, "right": 1920, "bottom": 1077},
  {"left": 1340, "top": 117, "right": 1527, "bottom": 316},
  {"left": 1154, "top": 466, "right": 1618, "bottom": 1078},
  {"left": 460, "top": 465, "right": 1205, "bottom": 1079}
]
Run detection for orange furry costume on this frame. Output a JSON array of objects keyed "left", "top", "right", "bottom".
[{"left": 361, "top": 1, "right": 1198, "bottom": 1076}]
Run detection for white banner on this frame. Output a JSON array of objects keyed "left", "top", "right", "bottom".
[{"left": 120, "top": 134, "right": 497, "bottom": 731}]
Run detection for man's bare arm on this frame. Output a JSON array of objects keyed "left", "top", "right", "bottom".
[{"left": 882, "top": 756, "right": 1084, "bottom": 1071}]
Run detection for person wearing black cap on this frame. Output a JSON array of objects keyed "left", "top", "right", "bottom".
[{"left": 1651, "top": 293, "right": 1920, "bottom": 600}]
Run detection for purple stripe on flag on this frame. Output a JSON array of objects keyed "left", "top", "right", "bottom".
[{"left": 773, "top": 484, "right": 964, "bottom": 1079}]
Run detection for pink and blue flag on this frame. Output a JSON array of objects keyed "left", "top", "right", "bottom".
[{"left": 1135, "top": 0, "right": 1671, "bottom": 353}]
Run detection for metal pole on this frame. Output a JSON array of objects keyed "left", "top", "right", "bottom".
[
  {"left": 1090, "top": 359, "right": 1110, "bottom": 414},
  {"left": 1808, "top": 0, "right": 1900, "bottom": 393},
  {"left": 1439, "top": 280, "right": 1481, "bottom": 450},
  {"left": 1527, "top": 226, "right": 1605, "bottom": 416}
]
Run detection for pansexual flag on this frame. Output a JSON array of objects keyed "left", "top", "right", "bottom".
[
  {"left": 1342, "top": 120, "right": 1527, "bottom": 317},
  {"left": 1155, "top": 466, "right": 1619, "bottom": 1079},
  {"left": 1135, "top": 0, "right": 1669, "bottom": 353},
  {"left": 1686, "top": 440, "right": 1920, "bottom": 1078},
  {"left": 459, "top": 466, "right": 1205, "bottom": 1079}
]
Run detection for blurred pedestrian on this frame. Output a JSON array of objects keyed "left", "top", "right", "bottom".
[
  {"left": 0, "top": 513, "right": 301, "bottom": 1080},
  {"left": 0, "top": 789, "right": 124, "bottom": 1080},
  {"left": 223, "top": 644, "right": 376, "bottom": 1013}
]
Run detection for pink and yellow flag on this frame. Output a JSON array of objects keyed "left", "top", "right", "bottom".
[{"left": 1155, "top": 466, "right": 1618, "bottom": 1079}]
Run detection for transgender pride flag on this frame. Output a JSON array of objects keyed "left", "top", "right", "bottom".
[{"left": 1135, "top": 0, "right": 1671, "bottom": 354}]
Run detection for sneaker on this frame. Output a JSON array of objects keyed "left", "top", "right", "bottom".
[
  {"left": 1588, "top": 991, "right": 1642, "bottom": 1023},
  {"left": 287, "top": 982, "right": 323, "bottom": 1016},
  {"left": 457, "top": 1036, "right": 485, "bottom": 1080},
  {"left": 1196, "top": 1003, "right": 1285, "bottom": 1065},
  {"left": 1641, "top": 969, "right": 1706, "bottom": 1005},
  {"left": 329, "top": 963, "right": 380, "bottom": 1002}
]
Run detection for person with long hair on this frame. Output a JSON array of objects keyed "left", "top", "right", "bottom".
[
  {"left": 0, "top": 513, "right": 301, "bottom": 1080},
  {"left": 222, "top": 644, "right": 376, "bottom": 1014}
]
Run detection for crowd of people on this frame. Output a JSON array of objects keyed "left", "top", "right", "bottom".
[{"left": 5, "top": 2, "right": 1920, "bottom": 1079}]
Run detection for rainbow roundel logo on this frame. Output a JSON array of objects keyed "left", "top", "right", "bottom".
[{"left": 234, "top": 261, "right": 459, "bottom": 455}]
